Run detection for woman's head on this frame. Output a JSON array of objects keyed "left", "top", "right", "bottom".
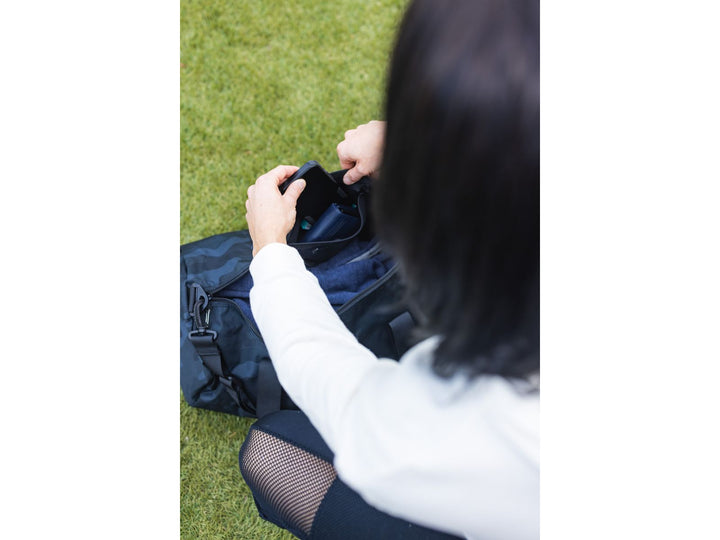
[{"left": 374, "top": 0, "right": 539, "bottom": 380}]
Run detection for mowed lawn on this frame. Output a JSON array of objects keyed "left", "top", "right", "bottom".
[{"left": 180, "top": 1, "right": 408, "bottom": 538}]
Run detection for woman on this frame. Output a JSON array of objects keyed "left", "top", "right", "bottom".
[{"left": 241, "top": 0, "right": 539, "bottom": 538}]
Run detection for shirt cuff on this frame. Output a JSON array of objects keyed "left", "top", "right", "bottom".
[{"left": 249, "top": 242, "right": 305, "bottom": 283}]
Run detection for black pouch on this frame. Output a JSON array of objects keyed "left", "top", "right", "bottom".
[{"left": 283, "top": 161, "right": 372, "bottom": 264}]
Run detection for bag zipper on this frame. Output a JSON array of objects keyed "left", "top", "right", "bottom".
[
  {"left": 207, "top": 266, "right": 252, "bottom": 296},
  {"left": 190, "top": 262, "right": 398, "bottom": 342},
  {"left": 188, "top": 199, "right": 394, "bottom": 341},
  {"left": 336, "top": 264, "right": 399, "bottom": 315},
  {"left": 208, "top": 297, "right": 263, "bottom": 340}
]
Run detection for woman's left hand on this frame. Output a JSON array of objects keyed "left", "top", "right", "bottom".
[{"left": 245, "top": 165, "right": 306, "bottom": 257}]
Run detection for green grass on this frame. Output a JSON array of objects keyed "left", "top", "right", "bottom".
[{"left": 181, "top": 0, "right": 408, "bottom": 537}]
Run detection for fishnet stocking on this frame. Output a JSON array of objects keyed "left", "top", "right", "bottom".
[{"left": 240, "top": 427, "right": 337, "bottom": 537}]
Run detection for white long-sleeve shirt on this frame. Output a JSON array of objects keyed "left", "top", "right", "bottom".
[{"left": 249, "top": 243, "right": 539, "bottom": 539}]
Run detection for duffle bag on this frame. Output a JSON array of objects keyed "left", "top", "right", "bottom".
[{"left": 180, "top": 167, "right": 417, "bottom": 418}]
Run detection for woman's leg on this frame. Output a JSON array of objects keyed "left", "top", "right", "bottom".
[{"left": 239, "top": 410, "right": 462, "bottom": 539}]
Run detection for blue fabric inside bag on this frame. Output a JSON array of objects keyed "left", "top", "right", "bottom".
[{"left": 219, "top": 239, "right": 394, "bottom": 326}]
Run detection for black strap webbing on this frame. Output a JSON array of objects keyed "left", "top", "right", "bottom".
[
  {"left": 189, "top": 333, "right": 223, "bottom": 376},
  {"left": 388, "top": 311, "right": 416, "bottom": 358},
  {"left": 189, "top": 332, "right": 241, "bottom": 407},
  {"left": 256, "top": 360, "right": 283, "bottom": 418}
]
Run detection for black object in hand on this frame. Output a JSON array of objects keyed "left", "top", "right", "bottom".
[
  {"left": 282, "top": 161, "right": 351, "bottom": 243},
  {"left": 280, "top": 161, "right": 347, "bottom": 222}
]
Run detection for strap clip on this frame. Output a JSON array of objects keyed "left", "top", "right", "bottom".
[{"left": 189, "top": 329, "right": 217, "bottom": 342}]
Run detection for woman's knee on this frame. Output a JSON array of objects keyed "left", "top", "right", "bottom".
[{"left": 238, "top": 414, "right": 339, "bottom": 538}]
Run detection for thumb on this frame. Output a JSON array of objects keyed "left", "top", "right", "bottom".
[
  {"left": 284, "top": 178, "right": 306, "bottom": 205},
  {"left": 343, "top": 167, "right": 364, "bottom": 185}
]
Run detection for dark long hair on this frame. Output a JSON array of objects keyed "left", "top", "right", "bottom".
[{"left": 374, "top": 0, "right": 539, "bottom": 380}]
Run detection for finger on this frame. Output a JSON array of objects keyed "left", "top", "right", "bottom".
[
  {"left": 258, "top": 165, "right": 299, "bottom": 186},
  {"left": 283, "top": 178, "right": 306, "bottom": 205},
  {"left": 337, "top": 141, "right": 356, "bottom": 170},
  {"left": 343, "top": 166, "right": 364, "bottom": 185},
  {"left": 247, "top": 185, "right": 255, "bottom": 199},
  {"left": 340, "top": 159, "right": 356, "bottom": 172},
  {"left": 344, "top": 129, "right": 356, "bottom": 139}
]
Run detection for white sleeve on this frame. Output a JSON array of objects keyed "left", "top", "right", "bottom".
[
  {"left": 249, "top": 242, "right": 396, "bottom": 451},
  {"left": 249, "top": 243, "right": 540, "bottom": 539}
]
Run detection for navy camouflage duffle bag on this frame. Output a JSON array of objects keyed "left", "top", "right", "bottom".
[{"left": 180, "top": 166, "right": 417, "bottom": 418}]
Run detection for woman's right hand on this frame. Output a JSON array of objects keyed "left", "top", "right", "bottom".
[{"left": 336, "top": 120, "right": 386, "bottom": 185}]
